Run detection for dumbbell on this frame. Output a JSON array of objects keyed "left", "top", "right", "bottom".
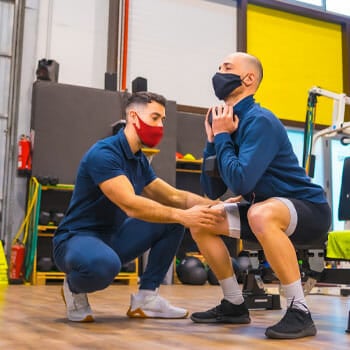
[
  {"left": 39, "top": 211, "right": 51, "bottom": 226},
  {"left": 37, "top": 176, "right": 50, "bottom": 186},
  {"left": 48, "top": 177, "right": 59, "bottom": 185},
  {"left": 39, "top": 211, "right": 64, "bottom": 226},
  {"left": 51, "top": 212, "right": 64, "bottom": 226},
  {"left": 36, "top": 176, "right": 59, "bottom": 186}
]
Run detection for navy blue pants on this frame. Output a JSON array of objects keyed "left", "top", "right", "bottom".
[{"left": 53, "top": 219, "right": 184, "bottom": 294}]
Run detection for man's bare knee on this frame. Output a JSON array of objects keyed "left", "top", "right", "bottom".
[
  {"left": 247, "top": 204, "right": 274, "bottom": 235},
  {"left": 248, "top": 201, "right": 290, "bottom": 240}
]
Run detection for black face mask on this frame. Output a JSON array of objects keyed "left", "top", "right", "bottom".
[{"left": 212, "top": 72, "right": 242, "bottom": 100}]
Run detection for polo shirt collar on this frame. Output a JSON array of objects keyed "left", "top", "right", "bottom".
[{"left": 119, "top": 131, "right": 142, "bottom": 160}]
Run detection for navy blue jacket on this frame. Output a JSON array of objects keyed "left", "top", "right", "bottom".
[{"left": 201, "top": 95, "right": 327, "bottom": 203}]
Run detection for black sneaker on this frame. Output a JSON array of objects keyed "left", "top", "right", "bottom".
[
  {"left": 265, "top": 305, "right": 317, "bottom": 339},
  {"left": 190, "top": 299, "right": 250, "bottom": 324}
]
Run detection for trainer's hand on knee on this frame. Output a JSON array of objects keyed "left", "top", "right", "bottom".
[
  {"left": 182, "top": 204, "right": 224, "bottom": 229},
  {"left": 224, "top": 196, "right": 242, "bottom": 204}
]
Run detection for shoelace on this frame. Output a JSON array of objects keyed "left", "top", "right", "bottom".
[
  {"left": 209, "top": 304, "right": 224, "bottom": 315},
  {"left": 289, "top": 296, "right": 296, "bottom": 309},
  {"left": 73, "top": 293, "right": 89, "bottom": 310},
  {"left": 150, "top": 295, "right": 170, "bottom": 307},
  {"left": 288, "top": 297, "right": 309, "bottom": 312}
]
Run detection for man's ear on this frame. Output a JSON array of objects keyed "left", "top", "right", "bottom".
[
  {"left": 242, "top": 72, "right": 255, "bottom": 87},
  {"left": 128, "top": 110, "right": 136, "bottom": 121},
  {"left": 128, "top": 110, "right": 140, "bottom": 127}
]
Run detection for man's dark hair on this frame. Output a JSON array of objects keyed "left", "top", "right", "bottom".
[{"left": 125, "top": 91, "right": 167, "bottom": 110}]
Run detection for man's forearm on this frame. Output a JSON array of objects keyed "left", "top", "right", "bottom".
[{"left": 184, "top": 190, "right": 220, "bottom": 209}]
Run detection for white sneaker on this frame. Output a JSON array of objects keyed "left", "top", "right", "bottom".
[
  {"left": 61, "top": 277, "right": 94, "bottom": 322},
  {"left": 126, "top": 292, "right": 188, "bottom": 319}
]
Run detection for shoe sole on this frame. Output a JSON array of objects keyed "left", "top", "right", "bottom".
[
  {"left": 190, "top": 314, "right": 251, "bottom": 324},
  {"left": 265, "top": 325, "right": 317, "bottom": 339},
  {"left": 127, "top": 307, "right": 189, "bottom": 319},
  {"left": 61, "top": 287, "right": 94, "bottom": 323}
]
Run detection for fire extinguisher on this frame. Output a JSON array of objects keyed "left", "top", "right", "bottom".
[
  {"left": 17, "top": 134, "right": 32, "bottom": 176},
  {"left": 9, "top": 239, "right": 26, "bottom": 283}
]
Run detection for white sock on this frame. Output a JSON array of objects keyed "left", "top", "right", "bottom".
[
  {"left": 282, "top": 279, "right": 309, "bottom": 313},
  {"left": 135, "top": 289, "right": 158, "bottom": 299},
  {"left": 219, "top": 276, "right": 244, "bottom": 305}
]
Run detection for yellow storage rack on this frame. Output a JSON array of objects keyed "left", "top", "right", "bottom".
[{"left": 26, "top": 177, "right": 138, "bottom": 285}]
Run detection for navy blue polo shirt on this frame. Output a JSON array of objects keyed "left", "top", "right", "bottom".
[{"left": 54, "top": 131, "right": 157, "bottom": 238}]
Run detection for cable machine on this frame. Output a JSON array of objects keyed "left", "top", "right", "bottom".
[{"left": 303, "top": 86, "right": 350, "bottom": 178}]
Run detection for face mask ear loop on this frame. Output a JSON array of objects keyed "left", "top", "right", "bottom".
[
  {"left": 241, "top": 73, "right": 250, "bottom": 87},
  {"left": 134, "top": 112, "right": 144, "bottom": 131}
]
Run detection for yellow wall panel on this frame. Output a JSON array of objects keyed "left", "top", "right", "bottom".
[{"left": 247, "top": 4, "right": 343, "bottom": 126}]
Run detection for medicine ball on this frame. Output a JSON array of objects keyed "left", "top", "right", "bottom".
[
  {"left": 176, "top": 256, "right": 208, "bottom": 285},
  {"left": 177, "top": 256, "right": 203, "bottom": 270},
  {"left": 37, "top": 257, "right": 54, "bottom": 272}
]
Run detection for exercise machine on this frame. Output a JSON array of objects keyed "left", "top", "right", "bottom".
[
  {"left": 243, "top": 86, "right": 350, "bottom": 310},
  {"left": 303, "top": 86, "right": 350, "bottom": 178},
  {"left": 301, "top": 86, "right": 350, "bottom": 289}
]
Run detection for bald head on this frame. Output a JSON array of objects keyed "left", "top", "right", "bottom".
[
  {"left": 221, "top": 52, "right": 263, "bottom": 88},
  {"left": 212, "top": 51, "right": 264, "bottom": 103}
]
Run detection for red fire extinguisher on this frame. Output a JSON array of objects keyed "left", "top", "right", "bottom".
[
  {"left": 17, "top": 134, "right": 32, "bottom": 176},
  {"left": 9, "top": 239, "right": 26, "bottom": 283}
]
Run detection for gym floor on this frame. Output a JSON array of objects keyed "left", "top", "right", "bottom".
[{"left": 0, "top": 283, "right": 349, "bottom": 349}]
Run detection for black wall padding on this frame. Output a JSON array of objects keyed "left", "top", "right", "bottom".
[
  {"left": 176, "top": 112, "right": 206, "bottom": 159},
  {"left": 31, "top": 81, "right": 123, "bottom": 184},
  {"left": 339, "top": 157, "right": 350, "bottom": 221},
  {"left": 30, "top": 81, "right": 176, "bottom": 186}
]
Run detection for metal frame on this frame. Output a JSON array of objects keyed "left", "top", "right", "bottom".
[
  {"left": 309, "top": 86, "right": 350, "bottom": 140},
  {"left": 0, "top": 0, "right": 25, "bottom": 247},
  {"left": 307, "top": 87, "right": 350, "bottom": 230}
]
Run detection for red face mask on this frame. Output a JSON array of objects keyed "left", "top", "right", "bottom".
[{"left": 133, "top": 114, "right": 164, "bottom": 148}]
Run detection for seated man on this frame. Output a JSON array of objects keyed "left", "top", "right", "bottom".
[
  {"left": 189, "top": 52, "right": 331, "bottom": 339},
  {"left": 53, "top": 91, "right": 224, "bottom": 322}
]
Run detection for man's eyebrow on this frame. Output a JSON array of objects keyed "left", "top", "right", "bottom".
[
  {"left": 219, "top": 62, "right": 233, "bottom": 70},
  {"left": 151, "top": 112, "right": 166, "bottom": 119}
]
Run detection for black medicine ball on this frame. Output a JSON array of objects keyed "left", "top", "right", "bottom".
[{"left": 176, "top": 256, "right": 207, "bottom": 285}]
